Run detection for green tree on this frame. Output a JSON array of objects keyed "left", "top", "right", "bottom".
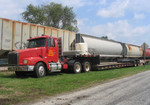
[
  {"left": 22, "top": 2, "right": 78, "bottom": 32},
  {"left": 101, "top": 36, "right": 108, "bottom": 39},
  {"left": 22, "top": 4, "right": 46, "bottom": 25},
  {"left": 62, "top": 6, "right": 78, "bottom": 32}
]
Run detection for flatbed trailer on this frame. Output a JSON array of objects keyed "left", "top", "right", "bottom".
[
  {"left": 93, "top": 59, "right": 150, "bottom": 70},
  {"left": 94, "top": 62, "right": 134, "bottom": 70}
]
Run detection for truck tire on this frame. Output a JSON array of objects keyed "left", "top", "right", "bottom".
[
  {"left": 83, "top": 61, "right": 91, "bottom": 72},
  {"left": 34, "top": 62, "right": 46, "bottom": 78},
  {"left": 73, "top": 61, "right": 82, "bottom": 73}
]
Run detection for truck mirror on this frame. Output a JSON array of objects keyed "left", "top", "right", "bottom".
[{"left": 48, "top": 38, "right": 55, "bottom": 47}]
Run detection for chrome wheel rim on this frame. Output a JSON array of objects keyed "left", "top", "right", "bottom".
[
  {"left": 39, "top": 66, "right": 45, "bottom": 76},
  {"left": 75, "top": 63, "right": 81, "bottom": 73},
  {"left": 85, "top": 62, "right": 90, "bottom": 72}
]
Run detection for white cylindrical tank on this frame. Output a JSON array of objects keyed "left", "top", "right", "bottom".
[
  {"left": 75, "top": 43, "right": 89, "bottom": 55},
  {"left": 80, "top": 34, "right": 123, "bottom": 57},
  {"left": 125, "top": 44, "right": 143, "bottom": 57}
]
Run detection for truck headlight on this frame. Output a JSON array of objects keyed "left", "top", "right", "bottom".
[{"left": 23, "top": 60, "right": 28, "bottom": 64}]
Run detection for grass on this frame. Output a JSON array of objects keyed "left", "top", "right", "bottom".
[{"left": 0, "top": 64, "right": 150, "bottom": 105}]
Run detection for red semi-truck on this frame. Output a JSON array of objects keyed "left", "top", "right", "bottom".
[
  {"left": 8, "top": 35, "right": 100, "bottom": 77},
  {"left": 8, "top": 34, "right": 150, "bottom": 78}
]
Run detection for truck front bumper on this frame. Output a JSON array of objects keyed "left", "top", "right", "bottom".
[{"left": 8, "top": 65, "right": 34, "bottom": 71}]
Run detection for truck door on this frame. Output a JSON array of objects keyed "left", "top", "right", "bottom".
[{"left": 47, "top": 38, "right": 58, "bottom": 62}]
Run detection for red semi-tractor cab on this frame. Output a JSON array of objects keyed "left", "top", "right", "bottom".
[{"left": 8, "top": 35, "right": 100, "bottom": 78}]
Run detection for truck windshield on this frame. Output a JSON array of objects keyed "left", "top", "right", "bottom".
[{"left": 28, "top": 38, "right": 46, "bottom": 48}]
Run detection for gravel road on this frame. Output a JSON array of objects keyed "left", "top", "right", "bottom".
[{"left": 29, "top": 70, "right": 150, "bottom": 105}]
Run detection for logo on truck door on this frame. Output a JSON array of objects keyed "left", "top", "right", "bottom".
[{"left": 48, "top": 50, "right": 54, "bottom": 56}]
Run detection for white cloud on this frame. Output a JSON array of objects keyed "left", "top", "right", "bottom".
[
  {"left": 129, "top": 0, "right": 150, "bottom": 13},
  {"left": 91, "top": 20, "right": 130, "bottom": 38},
  {"left": 0, "top": 0, "right": 89, "bottom": 20},
  {"left": 59, "top": 0, "right": 92, "bottom": 7},
  {"left": 41, "top": 0, "right": 92, "bottom": 8},
  {"left": 77, "top": 18, "right": 88, "bottom": 26},
  {"left": 0, "top": 0, "right": 38, "bottom": 20},
  {"left": 77, "top": 18, "right": 93, "bottom": 35},
  {"left": 91, "top": 20, "right": 150, "bottom": 45},
  {"left": 97, "top": 0, "right": 129, "bottom": 18},
  {"left": 97, "top": 0, "right": 150, "bottom": 18},
  {"left": 134, "top": 13, "right": 145, "bottom": 19},
  {"left": 99, "top": 0, "right": 107, "bottom": 5}
]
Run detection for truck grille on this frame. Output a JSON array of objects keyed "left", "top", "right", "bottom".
[{"left": 8, "top": 52, "right": 18, "bottom": 65}]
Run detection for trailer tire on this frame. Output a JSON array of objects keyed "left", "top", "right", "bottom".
[
  {"left": 34, "top": 62, "right": 46, "bottom": 78},
  {"left": 83, "top": 61, "right": 91, "bottom": 72},
  {"left": 73, "top": 61, "right": 82, "bottom": 73}
]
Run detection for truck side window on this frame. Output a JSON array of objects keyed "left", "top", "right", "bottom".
[{"left": 48, "top": 38, "right": 55, "bottom": 47}]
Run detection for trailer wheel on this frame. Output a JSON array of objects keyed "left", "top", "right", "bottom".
[
  {"left": 83, "top": 61, "right": 91, "bottom": 72},
  {"left": 73, "top": 61, "right": 82, "bottom": 73},
  {"left": 34, "top": 62, "right": 46, "bottom": 78}
]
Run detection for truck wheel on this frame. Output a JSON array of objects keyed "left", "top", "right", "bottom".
[
  {"left": 83, "top": 61, "right": 91, "bottom": 72},
  {"left": 73, "top": 61, "right": 82, "bottom": 73},
  {"left": 34, "top": 62, "right": 46, "bottom": 78}
]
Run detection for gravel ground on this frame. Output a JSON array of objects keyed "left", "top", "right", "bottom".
[{"left": 25, "top": 70, "right": 150, "bottom": 105}]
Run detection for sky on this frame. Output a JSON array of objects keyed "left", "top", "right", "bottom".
[{"left": 0, "top": 0, "right": 150, "bottom": 46}]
